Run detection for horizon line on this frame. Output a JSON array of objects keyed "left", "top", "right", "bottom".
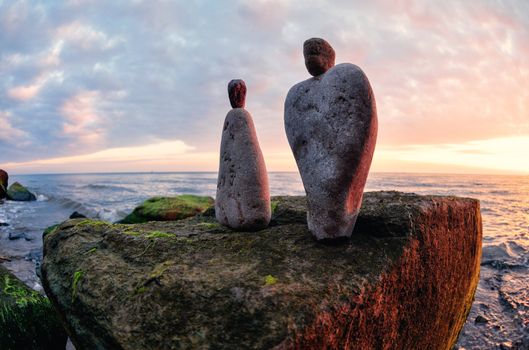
[{"left": 7, "top": 170, "right": 529, "bottom": 177}]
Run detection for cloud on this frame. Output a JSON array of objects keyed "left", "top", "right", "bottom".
[
  {"left": 374, "top": 136, "right": 529, "bottom": 174},
  {"left": 2, "top": 140, "right": 200, "bottom": 173},
  {"left": 60, "top": 90, "right": 103, "bottom": 144},
  {"left": 0, "top": 111, "right": 29, "bottom": 144},
  {"left": 0, "top": 0, "right": 528, "bottom": 173}
]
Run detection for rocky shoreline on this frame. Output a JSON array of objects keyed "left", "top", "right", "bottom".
[{"left": 40, "top": 191, "right": 482, "bottom": 349}]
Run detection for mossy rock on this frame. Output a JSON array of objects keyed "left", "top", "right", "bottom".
[
  {"left": 6, "top": 182, "right": 37, "bottom": 201},
  {"left": 0, "top": 265, "right": 67, "bottom": 350},
  {"left": 42, "top": 192, "right": 482, "bottom": 350},
  {"left": 119, "top": 195, "right": 214, "bottom": 224}
]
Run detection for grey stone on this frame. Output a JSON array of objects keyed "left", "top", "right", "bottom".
[
  {"left": 216, "top": 104, "right": 270, "bottom": 231},
  {"left": 285, "top": 43, "right": 377, "bottom": 240},
  {"left": 303, "top": 38, "right": 335, "bottom": 76}
]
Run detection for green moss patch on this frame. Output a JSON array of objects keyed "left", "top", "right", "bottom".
[
  {"left": 72, "top": 270, "right": 84, "bottom": 302},
  {"left": 119, "top": 195, "right": 214, "bottom": 224},
  {"left": 0, "top": 266, "right": 67, "bottom": 349},
  {"left": 264, "top": 275, "right": 278, "bottom": 286}
]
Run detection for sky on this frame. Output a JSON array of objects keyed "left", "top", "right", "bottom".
[{"left": 1, "top": 0, "right": 528, "bottom": 175}]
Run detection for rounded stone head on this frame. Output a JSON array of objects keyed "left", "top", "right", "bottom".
[
  {"left": 228, "top": 79, "right": 247, "bottom": 108},
  {"left": 303, "top": 38, "right": 336, "bottom": 76}
]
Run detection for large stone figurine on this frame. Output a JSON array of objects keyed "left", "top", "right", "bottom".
[
  {"left": 284, "top": 38, "right": 378, "bottom": 240},
  {"left": 215, "top": 79, "right": 271, "bottom": 231}
]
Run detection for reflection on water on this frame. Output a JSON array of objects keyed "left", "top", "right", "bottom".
[{"left": 1, "top": 172, "right": 528, "bottom": 348}]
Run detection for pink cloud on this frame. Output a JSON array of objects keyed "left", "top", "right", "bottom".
[{"left": 60, "top": 90, "right": 104, "bottom": 145}]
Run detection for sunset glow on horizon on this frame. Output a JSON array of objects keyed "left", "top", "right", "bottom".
[{"left": 1, "top": 1, "right": 528, "bottom": 175}]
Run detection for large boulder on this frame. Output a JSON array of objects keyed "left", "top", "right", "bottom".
[
  {"left": 0, "top": 169, "right": 8, "bottom": 199},
  {"left": 0, "top": 265, "right": 67, "bottom": 349},
  {"left": 118, "top": 195, "right": 214, "bottom": 224},
  {"left": 6, "top": 182, "right": 37, "bottom": 201},
  {"left": 41, "top": 192, "right": 482, "bottom": 350}
]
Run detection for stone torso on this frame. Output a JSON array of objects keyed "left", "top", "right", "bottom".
[
  {"left": 216, "top": 108, "right": 271, "bottom": 230},
  {"left": 284, "top": 63, "right": 378, "bottom": 239}
]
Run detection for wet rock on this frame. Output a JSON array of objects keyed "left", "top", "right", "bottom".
[
  {"left": 0, "top": 169, "right": 7, "bottom": 199},
  {"left": 8, "top": 231, "right": 27, "bottom": 240},
  {"left": 303, "top": 38, "right": 335, "bottom": 76},
  {"left": 0, "top": 222, "right": 9, "bottom": 227},
  {"left": 118, "top": 195, "right": 214, "bottom": 224},
  {"left": 474, "top": 315, "right": 489, "bottom": 324},
  {"left": 6, "top": 182, "right": 37, "bottom": 201},
  {"left": 41, "top": 192, "right": 482, "bottom": 350},
  {"left": 69, "top": 211, "right": 87, "bottom": 219},
  {"left": 285, "top": 38, "right": 377, "bottom": 240},
  {"left": 216, "top": 80, "right": 271, "bottom": 231},
  {"left": 0, "top": 265, "right": 68, "bottom": 350}
]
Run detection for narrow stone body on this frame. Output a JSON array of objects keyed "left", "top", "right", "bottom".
[
  {"left": 216, "top": 81, "right": 270, "bottom": 230},
  {"left": 0, "top": 169, "right": 8, "bottom": 199},
  {"left": 285, "top": 38, "right": 377, "bottom": 240}
]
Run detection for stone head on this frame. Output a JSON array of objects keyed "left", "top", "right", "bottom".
[
  {"left": 303, "top": 38, "right": 335, "bottom": 77},
  {"left": 228, "top": 79, "right": 247, "bottom": 108}
]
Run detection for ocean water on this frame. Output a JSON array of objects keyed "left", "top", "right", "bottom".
[{"left": 0, "top": 172, "right": 528, "bottom": 349}]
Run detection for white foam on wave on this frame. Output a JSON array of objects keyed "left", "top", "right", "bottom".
[
  {"left": 36, "top": 194, "right": 49, "bottom": 201},
  {"left": 95, "top": 207, "right": 127, "bottom": 223}
]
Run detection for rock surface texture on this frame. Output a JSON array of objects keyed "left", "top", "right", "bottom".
[
  {"left": 216, "top": 81, "right": 270, "bottom": 231},
  {"left": 0, "top": 169, "right": 8, "bottom": 199},
  {"left": 1, "top": 265, "right": 67, "bottom": 350},
  {"left": 119, "top": 195, "right": 214, "bottom": 224},
  {"left": 285, "top": 38, "right": 377, "bottom": 240},
  {"left": 6, "top": 181, "right": 37, "bottom": 201},
  {"left": 42, "top": 192, "right": 481, "bottom": 350}
]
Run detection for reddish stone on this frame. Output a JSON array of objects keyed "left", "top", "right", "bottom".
[
  {"left": 228, "top": 79, "right": 247, "bottom": 108},
  {"left": 0, "top": 169, "right": 8, "bottom": 199},
  {"left": 303, "top": 38, "right": 335, "bottom": 76}
]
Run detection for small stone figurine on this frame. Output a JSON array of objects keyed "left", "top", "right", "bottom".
[
  {"left": 284, "top": 38, "right": 378, "bottom": 240},
  {"left": 215, "top": 79, "right": 271, "bottom": 231}
]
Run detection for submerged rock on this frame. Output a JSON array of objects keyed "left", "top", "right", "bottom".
[
  {"left": 0, "top": 169, "right": 8, "bottom": 199},
  {"left": 41, "top": 192, "right": 481, "bottom": 350},
  {"left": 285, "top": 38, "right": 377, "bottom": 241},
  {"left": 69, "top": 211, "right": 87, "bottom": 219},
  {"left": 118, "top": 195, "right": 214, "bottom": 224},
  {"left": 6, "top": 182, "right": 37, "bottom": 201},
  {"left": 0, "top": 265, "right": 67, "bottom": 350}
]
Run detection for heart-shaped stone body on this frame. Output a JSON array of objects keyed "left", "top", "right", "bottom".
[
  {"left": 216, "top": 108, "right": 271, "bottom": 231},
  {"left": 284, "top": 63, "right": 377, "bottom": 240}
]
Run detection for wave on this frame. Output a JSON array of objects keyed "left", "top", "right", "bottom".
[
  {"left": 82, "top": 184, "right": 137, "bottom": 193},
  {"left": 95, "top": 207, "right": 129, "bottom": 223},
  {"left": 36, "top": 194, "right": 49, "bottom": 201},
  {"left": 47, "top": 195, "right": 92, "bottom": 214},
  {"left": 481, "top": 242, "right": 529, "bottom": 270}
]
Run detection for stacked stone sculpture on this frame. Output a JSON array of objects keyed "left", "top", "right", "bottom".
[
  {"left": 284, "top": 38, "right": 378, "bottom": 240},
  {"left": 215, "top": 79, "right": 271, "bottom": 231}
]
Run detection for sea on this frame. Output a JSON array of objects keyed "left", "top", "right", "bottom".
[{"left": 0, "top": 172, "right": 528, "bottom": 349}]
